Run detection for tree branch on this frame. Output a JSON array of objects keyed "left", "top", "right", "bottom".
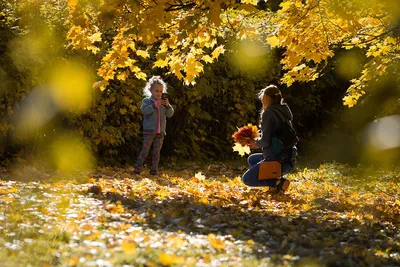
[{"left": 165, "top": 3, "right": 196, "bottom": 12}]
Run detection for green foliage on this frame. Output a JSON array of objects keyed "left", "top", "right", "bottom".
[
  {"left": 64, "top": 45, "right": 280, "bottom": 163},
  {"left": 1, "top": 0, "right": 397, "bottom": 165},
  {"left": 0, "top": 3, "right": 353, "bottom": 164}
]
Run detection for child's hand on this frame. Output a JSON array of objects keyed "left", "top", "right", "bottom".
[
  {"left": 162, "top": 99, "right": 170, "bottom": 106},
  {"left": 154, "top": 100, "right": 162, "bottom": 108}
]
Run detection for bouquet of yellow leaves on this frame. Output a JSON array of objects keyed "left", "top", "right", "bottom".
[{"left": 232, "top": 124, "right": 260, "bottom": 156}]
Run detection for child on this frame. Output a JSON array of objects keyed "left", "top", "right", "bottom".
[
  {"left": 134, "top": 76, "right": 174, "bottom": 175},
  {"left": 242, "top": 85, "right": 297, "bottom": 191}
]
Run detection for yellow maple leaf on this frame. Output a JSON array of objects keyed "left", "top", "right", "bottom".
[
  {"left": 241, "top": 0, "right": 257, "bottom": 4},
  {"left": 128, "top": 42, "right": 136, "bottom": 51},
  {"left": 233, "top": 142, "right": 251, "bottom": 156},
  {"left": 121, "top": 242, "right": 136, "bottom": 255},
  {"left": 211, "top": 45, "right": 225, "bottom": 59},
  {"left": 68, "top": 0, "right": 78, "bottom": 7},
  {"left": 169, "top": 60, "right": 184, "bottom": 80},
  {"left": 136, "top": 50, "right": 150, "bottom": 58},
  {"left": 266, "top": 36, "right": 280, "bottom": 48},
  {"left": 195, "top": 172, "right": 206, "bottom": 181},
  {"left": 87, "top": 45, "right": 100, "bottom": 54},
  {"left": 153, "top": 59, "right": 169, "bottom": 68},
  {"left": 199, "top": 197, "right": 209, "bottom": 204},
  {"left": 201, "top": 55, "right": 213, "bottom": 63},
  {"left": 343, "top": 95, "right": 357, "bottom": 107},
  {"left": 89, "top": 32, "right": 102, "bottom": 43},
  {"left": 240, "top": 3, "right": 258, "bottom": 12},
  {"left": 93, "top": 80, "right": 109, "bottom": 91},
  {"left": 2, "top": 196, "right": 14, "bottom": 202},
  {"left": 159, "top": 253, "right": 185, "bottom": 265},
  {"left": 117, "top": 72, "right": 128, "bottom": 81},
  {"left": 135, "top": 71, "right": 147, "bottom": 80},
  {"left": 208, "top": 234, "right": 225, "bottom": 252}
]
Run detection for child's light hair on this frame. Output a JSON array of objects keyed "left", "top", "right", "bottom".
[{"left": 143, "top": 76, "right": 167, "bottom": 97}]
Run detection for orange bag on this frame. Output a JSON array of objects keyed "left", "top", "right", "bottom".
[{"left": 258, "top": 161, "right": 282, "bottom": 180}]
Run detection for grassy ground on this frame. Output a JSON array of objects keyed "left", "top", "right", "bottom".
[{"left": 0, "top": 162, "right": 399, "bottom": 266}]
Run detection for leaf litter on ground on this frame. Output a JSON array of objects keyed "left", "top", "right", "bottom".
[{"left": 0, "top": 163, "right": 399, "bottom": 266}]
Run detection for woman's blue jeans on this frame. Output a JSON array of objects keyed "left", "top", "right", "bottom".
[{"left": 242, "top": 153, "right": 294, "bottom": 187}]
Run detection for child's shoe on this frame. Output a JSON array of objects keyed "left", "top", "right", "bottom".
[
  {"left": 133, "top": 167, "right": 141, "bottom": 175},
  {"left": 149, "top": 170, "right": 158, "bottom": 176}
]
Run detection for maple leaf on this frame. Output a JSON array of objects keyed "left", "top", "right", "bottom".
[
  {"left": 201, "top": 55, "right": 213, "bottom": 63},
  {"left": 121, "top": 242, "right": 136, "bottom": 255},
  {"left": 68, "top": 0, "right": 78, "bottom": 7},
  {"left": 117, "top": 72, "right": 128, "bottom": 81},
  {"left": 93, "top": 80, "right": 109, "bottom": 91},
  {"left": 241, "top": 0, "right": 258, "bottom": 4},
  {"left": 195, "top": 172, "right": 206, "bottom": 181},
  {"left": 266, "top": 36, "right": 280, "bottom": 48},
  {"left": 159, "top": 253, "right": 185, "bottom": 265},
  {"left": 233, "top": 142, "right": 251, "bottom": 156},
  {"left": 88, "top": 32, "right": 102, "bottom": 43},
  {"left": 211, "top": 45, "right": 225, "bottom": 60},
  {"left": 343, "top": 95, "right": 356, "bottom": 107},
  {"left": 136, "top": 50, "right": 150, "bottom": 58},
  {"left": 134, "top": 71, "right": 147, "bottom": 80},
  {"left": 153, "top": 59, "right": 169, "bottom": 68},
  {"left": 208, "top": 234, "right": 225, "bottom": 252}
]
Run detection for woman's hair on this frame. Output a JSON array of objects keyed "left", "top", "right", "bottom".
[
  {"left": 258, "top": 84, "right": 283, "bottom": 105},
  {"left": 143, "top": 76, "right": 167, "bottom": 97}
]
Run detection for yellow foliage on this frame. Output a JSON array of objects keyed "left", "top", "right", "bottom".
[
  {"left": 266, "top": 36, "right": 279, "bottom": 48},
  {"left": 159, "top": 253, "right": 185, "bottom": 266},
  {"left": 121, "top": 242, "right": 136, "bottom": 255},
  {"left": 232, "top": 143, "right": 251, "bottom": 157},
  {"left": 136, "top": 50, "right": 150, "bottom": 58},
  {"left": 274, "top": 0, "right": 399, "bottom": 106},
  {"left": 64, "top": 0, "right": 399, "bottom": 107}
]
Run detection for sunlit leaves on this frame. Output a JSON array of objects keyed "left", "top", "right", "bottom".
[
  {"left": 194, "top": 172, "right": 206, "bottom": 181},
  {"left": 201, "top": 55, "right": 213, "bottom": 63},
  {"left": 0, "top": 163, "right": 399, "bottom": 266},
  {"left": 159, "top": 253, "right": 185, "bottom": 265},
  {"left": 232, "top": 143, "right": 251, "bottom": 156},
  {"left": 266, "top": 36, "right": 279, "bottom": 48},
  {"left": 211, "top": 45, "right": 226, "bottom": 60},
  {"left": 65, "top": 1, "right": 268, "bottom": 88},
  {"left": 66, "top": 25, "right": 101, "bottom": 54},
  {"left": 153, "top": 59, "right": 169, "bottom": 68},
  {"left": 136, "top": 49, "right": 149, "bottom": 59},
  {"left": 121, "top": 242, "right": 136, "bottom": 255},
  {"left": 274, "top": 0, "right": 400, "bottom": 107},
  {"left": 12, "top": 0, "right": 400, "bottom": 107}
]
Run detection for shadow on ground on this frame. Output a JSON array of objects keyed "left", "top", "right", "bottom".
[{"left": 91, "top": 174, "right": 400, "bottom": 267}]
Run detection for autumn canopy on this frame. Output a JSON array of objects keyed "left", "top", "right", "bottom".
[
  {"left": 0, "top": 1, "right": 400, "bottom": 266},
  {"left": 65, "top": 0, "right": 400, "bottom": 107}
]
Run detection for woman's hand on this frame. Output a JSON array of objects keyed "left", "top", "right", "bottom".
[{"left": 248, "top": 139, "right": 258, "bottom": 149}]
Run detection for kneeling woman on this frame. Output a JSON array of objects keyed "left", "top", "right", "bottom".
[{"left": 243, "top": 85, "right": 297, "bottom": 191}]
